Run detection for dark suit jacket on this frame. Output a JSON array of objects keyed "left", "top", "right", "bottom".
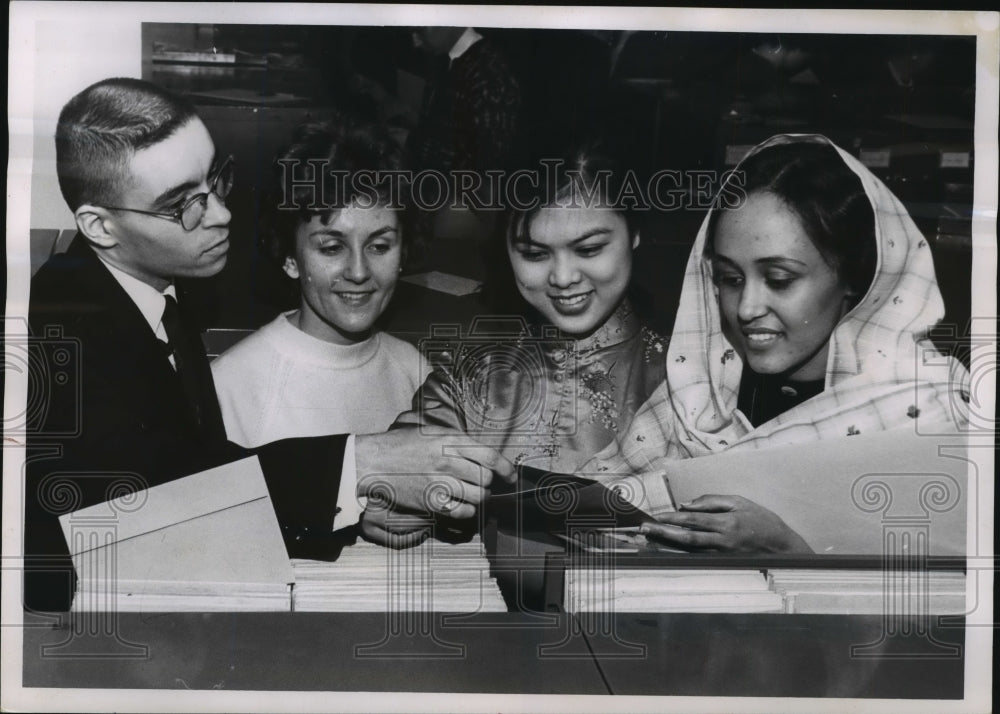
[{"left": 25, "top": 236, "right": 348, "bottom": 611}]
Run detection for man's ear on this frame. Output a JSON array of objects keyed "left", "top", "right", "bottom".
[
  {"left": 632, "top": 231, "right": 641, "bottom": 251},
  {"left": 282, "top": 256, "right": 300, "bottom": 280},
  {"left": 75, "top": 205, "right": 118, "bottom": 249}
]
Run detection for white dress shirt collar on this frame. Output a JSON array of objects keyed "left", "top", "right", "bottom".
[
  {"left": 96, "top": 256, "right": 177, "bottom": 339},
  {"left": 448, "top": 27, "right": 483, "bottom": 64}
]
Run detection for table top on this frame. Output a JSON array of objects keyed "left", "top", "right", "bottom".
[
  {"left": 585, "top": 612, "right": 966, "bottom": 698},
  {"left": 21, "top": 610, "right": 966, "bottom": 698},
  {"left": 21, "top": 611, "right": 606, "bottom": 694}
]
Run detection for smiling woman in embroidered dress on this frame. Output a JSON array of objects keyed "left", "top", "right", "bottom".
[{"left": 391, "top": 142, "right": 666, "bottom": 475}]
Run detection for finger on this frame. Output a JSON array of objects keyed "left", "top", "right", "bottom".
[
  {"left": 361, "top": 516, "right": 431, "bottom": 549},
  {"left": 358, "top": 476, "right": 419, "bottom": 510},
  {"left": 422, "top": 477, "right": 486, "bottom": 510},
  {"left": 436, "top": 454, "right": 494, "bottom": 488},
  {"left": 360, "top": 520, "right": 419, "bottom": 548},
  {"left": 374, "top": 525, "right": 431, "bottom": 549},
  {"left": 361, "top": 475, "right": 483, "bottom": 518},
  {"left": 432, "top": 498, "right": 476, "bottom": 520},
  {"left": 679, "top": 494, "right": 739, "bottom": 512},
  {"left": 654, "top": 510, "right": 722, "bottom": 532},
  {"left": 363, "top": 506, "right": 432, "bottom": 531},
  {"left": 427, "top": 490, "right": 482, "bottom": 521},
  {"left": 640, "top": 522, "right": 724, "bottom": 550},
  {"left": 441, "top": 440, "right": 516, "bottom": 484}
]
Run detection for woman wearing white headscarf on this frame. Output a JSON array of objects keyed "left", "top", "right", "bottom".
[{"left": 589, "top": 134, "right": 970, "bottom": 552}]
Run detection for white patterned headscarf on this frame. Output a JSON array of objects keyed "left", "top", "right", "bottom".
[{"left": 589, "top": 134, "right": 969, "bottom": 484}]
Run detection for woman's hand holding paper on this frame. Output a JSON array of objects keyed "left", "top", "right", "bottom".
[{"left": 640, "top": 495, "right": 813, "bottom": 553}]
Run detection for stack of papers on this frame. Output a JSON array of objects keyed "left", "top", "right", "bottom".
[
  {"left": 73, "top": 579, "right": 292, "bottom": 613},
  {"left": 63, "top": 458, "right": 296, "bottom": 613},
  {"left": 564, "top": 568, "right": 784, "bottom": 613},
  {"left": 291, "top": 535, "right": 507, "bottom": 612},
  {"left": 766, "top": 569, "right": 967, "bottom": 615}
]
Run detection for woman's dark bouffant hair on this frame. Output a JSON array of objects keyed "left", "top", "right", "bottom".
[
  {"left": 483, "top": 141, "right": 653, "bottom": 325},
  {"left": 261, "top": 115, "right": 411, "bottom": 267},
  {"left": 706, "top": 141, "right": 878, "bottom": 303}
]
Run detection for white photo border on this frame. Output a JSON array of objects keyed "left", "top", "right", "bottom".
[{"left": 5, "top": 3, "right": 997, "bottom": 713}]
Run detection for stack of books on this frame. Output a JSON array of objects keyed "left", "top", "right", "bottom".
[
  {"left": 291, "top": 535, "right": 508, "bottom": 613},
  {"left": 563, "top": 568, "right": 784, "bottom": 613},
  {"left": 766, "top": 569, "right": 967, "bottom": 614}
]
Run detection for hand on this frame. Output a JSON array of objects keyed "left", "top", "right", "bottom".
[
  {"left": 639, "top": 495, "right": 814, "bottom": 553},
  {"left": 354, "top": 428, "right": 516, "bottom": 520},
  {"left": 359, "top": 499, "right": 433, "bottom": 548}
]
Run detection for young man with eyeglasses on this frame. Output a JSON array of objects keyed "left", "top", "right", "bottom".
[{"left": 24, "top": 77, "right": 513, "bottom": 612}]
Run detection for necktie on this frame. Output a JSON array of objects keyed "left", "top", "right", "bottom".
[
  {"left": 160, "top": 294, "right": 223, "bottom": 440},
  {"left": 160, "top": 295, "right": 185, "bottom": 367}
]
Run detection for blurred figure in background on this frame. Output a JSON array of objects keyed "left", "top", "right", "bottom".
[
  {"left": 408, "top": 26, "right": 520, "bottom": 176},
  {"left": 406, "top": 26, "right": 522, "bottom": 251}
]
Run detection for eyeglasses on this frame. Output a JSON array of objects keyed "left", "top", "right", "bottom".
[{"left": 100, "top": 155, "right": 235, "bottom": 231}]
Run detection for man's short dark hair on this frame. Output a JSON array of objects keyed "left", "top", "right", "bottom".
[{"left": 55, "top": 77, "right": 198, "bottom": 211}]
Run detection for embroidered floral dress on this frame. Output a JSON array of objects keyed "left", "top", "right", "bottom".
[{"left": 391, "top": 303, "right": 666, "bottom": 473}]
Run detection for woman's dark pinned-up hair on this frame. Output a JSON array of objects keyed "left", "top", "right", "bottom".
[
  {"left": 506, "top": 141, "right": 642, "bottom": 246},
  {"left": 706, "top": 141, "right": 878, "bottom": 305},
  {"left": 55, "top": 77, "right": 199, "bottom": 211},
  {"left": 262, "top": 115, "right": 412, "bottom": 267}
]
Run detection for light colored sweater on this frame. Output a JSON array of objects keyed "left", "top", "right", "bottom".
[{"left": 212, "top": 312, "right": 424, "bottom": 448}]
